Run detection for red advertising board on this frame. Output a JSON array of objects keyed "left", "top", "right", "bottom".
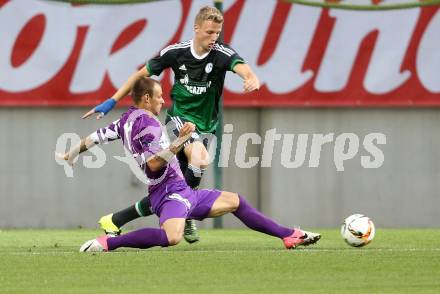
[{"left": 0, "top": 0, "right": 439, "bottom": 107}]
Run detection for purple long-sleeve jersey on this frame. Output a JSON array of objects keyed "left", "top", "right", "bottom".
[{"left": 89, "top": 106, "right": 186, "bottom": 193}]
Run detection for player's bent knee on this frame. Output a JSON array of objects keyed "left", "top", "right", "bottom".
[
  {"left": 185, "top": 142, "right": 210, "bottom": 168},
  {"left": 226, "top": 192, "right": 240, "bottom": 212},
  {"left": 166, "top": 232, "right": 183, "bottom": 246},
  {"left": 162, "top": 221, "right": 185, "bottom": 246},
  {"left": 198, "top": 148, "right": 210, "bottom": 169},
  {"left": 220, "top": 192, "right": 239, "bottom": 212},
  {"left": 189, "top": 159, "right": 209, "bottom": 170}
]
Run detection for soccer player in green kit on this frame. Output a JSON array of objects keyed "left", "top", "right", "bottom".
[{"left": 83, "top": 6, "right": 260, "bottom": 243}]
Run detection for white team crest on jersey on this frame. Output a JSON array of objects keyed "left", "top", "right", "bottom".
[
  {"left": 205, "top": 63, "right": 213, "bottom": 73},
  {"left": 179, "top": 64, "right": 187, "bottom": 71},
  {"left": 179, "top": 74, "right": 189, "bottom": 85}
]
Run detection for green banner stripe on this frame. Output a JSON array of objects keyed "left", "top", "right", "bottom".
[
  {"left": 282, "top": 0, "right": 440, "bottom": 11},
  {"left": 48, "top": 0, "right": 440, "bottom": 9}
]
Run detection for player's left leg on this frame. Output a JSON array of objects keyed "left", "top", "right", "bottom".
[
  {"left": 207, "top": 192, "right": 321, "bottom": 249},
  {"left": 208, "top": 192, "right": 293, "bottom": 238}
]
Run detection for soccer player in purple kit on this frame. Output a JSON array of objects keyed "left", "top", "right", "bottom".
[
  {"left": 60, "top": 76, "right": 321, "bottom": 252},
  {"left": 82, "top": 6, "right": 261, "bottom": 243}
]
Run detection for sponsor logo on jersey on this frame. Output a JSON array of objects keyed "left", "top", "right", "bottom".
[
  {"left": 184, "top": 85, "right": 207, "bottom": 95},
  {"left": 205, "top": 63, "right": 213, "bottom": 73},
  {"left": 179, "top": 74, "right": 209, "bottom": 95},
  {"left": 179, "top": 64, "right": 187, "bottom": 71}
]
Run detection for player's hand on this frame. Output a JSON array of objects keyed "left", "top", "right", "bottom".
[
  {"left": 243, "top": 76, "right": 260, "bottom": 93},
  {"left": 82, "top": 98, "right": 117, "bottom": 120},
  {"left": 179, "top": 122, "right": 196, "bottom": 138},
  {"left": 55, "top": 152, "right": 74, "bottom": 166}
]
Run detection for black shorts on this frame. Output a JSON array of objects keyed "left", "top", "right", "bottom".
[{"left": 165, "top": 115, "right": 214, "bottom": 164}]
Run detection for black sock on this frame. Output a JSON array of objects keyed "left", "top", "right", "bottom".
[
  {"left": 111, "top": 196, "right": 152, "bottom": 228},
  {"left": 184, "top": 164, "right": 206, "bottom": 189},
  {"left": 179, "top": 160, "right": 188, "bottom": 175},
  {"left": 177, "top": 149, "right": 188, "bottom": 175}
]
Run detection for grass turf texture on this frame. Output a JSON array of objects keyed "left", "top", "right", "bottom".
[{"left": 0, "top": 229, "right": 439, "bottom": 293}]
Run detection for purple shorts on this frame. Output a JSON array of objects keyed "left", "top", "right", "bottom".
[{"left": 150, "top": 185, "right": 222, "bottom": 225}]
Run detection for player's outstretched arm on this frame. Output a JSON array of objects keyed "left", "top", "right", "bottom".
[
  {"left": 56, "top": 136, "right": 96, "bottom": 166},
  {"left": 57, "top": 120, "right": 121, "bottom": 165},
  {"left": 233, "top": 63, "right": 260, "bottom": 93},
  {"left": 147, "top": 122, "right": 195, "bottom": 172},
  {"left": 82, "top": 66, "right": 151, "bottom": 120}
]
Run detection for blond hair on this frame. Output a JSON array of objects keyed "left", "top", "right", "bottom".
[{"left": 195, "top": 6, "right": 224, "bottom": 25}]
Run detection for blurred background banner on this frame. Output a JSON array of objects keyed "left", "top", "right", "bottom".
[{"left": 1, "top": 0, "right": 439, "bottom": 107}]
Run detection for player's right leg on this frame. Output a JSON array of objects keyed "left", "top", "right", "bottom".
[
  {"left": 161, "top": 218, "right": 186, "bottom": 246},
  {"left": 180, "top": 141, "right": 210, "bottom": 243},
  {"left": 81, "top": 199, "right": 188, "bottom": 252},
  {"left": 99, "top": 196, "right": 153, "bottom": 236},
  {"left": 79, "top": 227, "right": 171, "bottom": 252},
  {"left": 182, "top": 141, "right": 210, "bottom": 189}
]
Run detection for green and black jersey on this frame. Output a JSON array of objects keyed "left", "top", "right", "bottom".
[{"left": 147, "top": 40, "right": 244, "bottom": 133}]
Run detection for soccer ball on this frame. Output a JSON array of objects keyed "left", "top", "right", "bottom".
[{"left": 341, "top": 214, "right": 375, "bottom": 247}]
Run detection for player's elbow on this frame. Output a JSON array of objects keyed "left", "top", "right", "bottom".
[
  {"left": 136, "top": 66, "right": 150, "bottom": 78},
  {"left": 147, "top": 161, "right": 161, "bottom": 172},
  {"left": 146, "top": 157, "right": 167, "bottom": 172}
]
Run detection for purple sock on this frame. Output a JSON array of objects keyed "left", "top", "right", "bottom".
[
  {"left": 107, "top": 228, "right": 169, "bottom": 250},
  {"left": 233, "top": 195, "right": 293, "bottom": 239}
]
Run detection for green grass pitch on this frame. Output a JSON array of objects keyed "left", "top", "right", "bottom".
[{"left": 1, "top": 229, "right": 439, "bottom": 293}]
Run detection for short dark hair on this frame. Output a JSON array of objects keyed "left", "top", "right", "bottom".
[{"left": 131, "top": 77, "right": 160, "bottom": 105}]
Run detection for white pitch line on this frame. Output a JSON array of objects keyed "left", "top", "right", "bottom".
[{"left": 3, "top": 248, "right": 440, "bottom": 255}]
